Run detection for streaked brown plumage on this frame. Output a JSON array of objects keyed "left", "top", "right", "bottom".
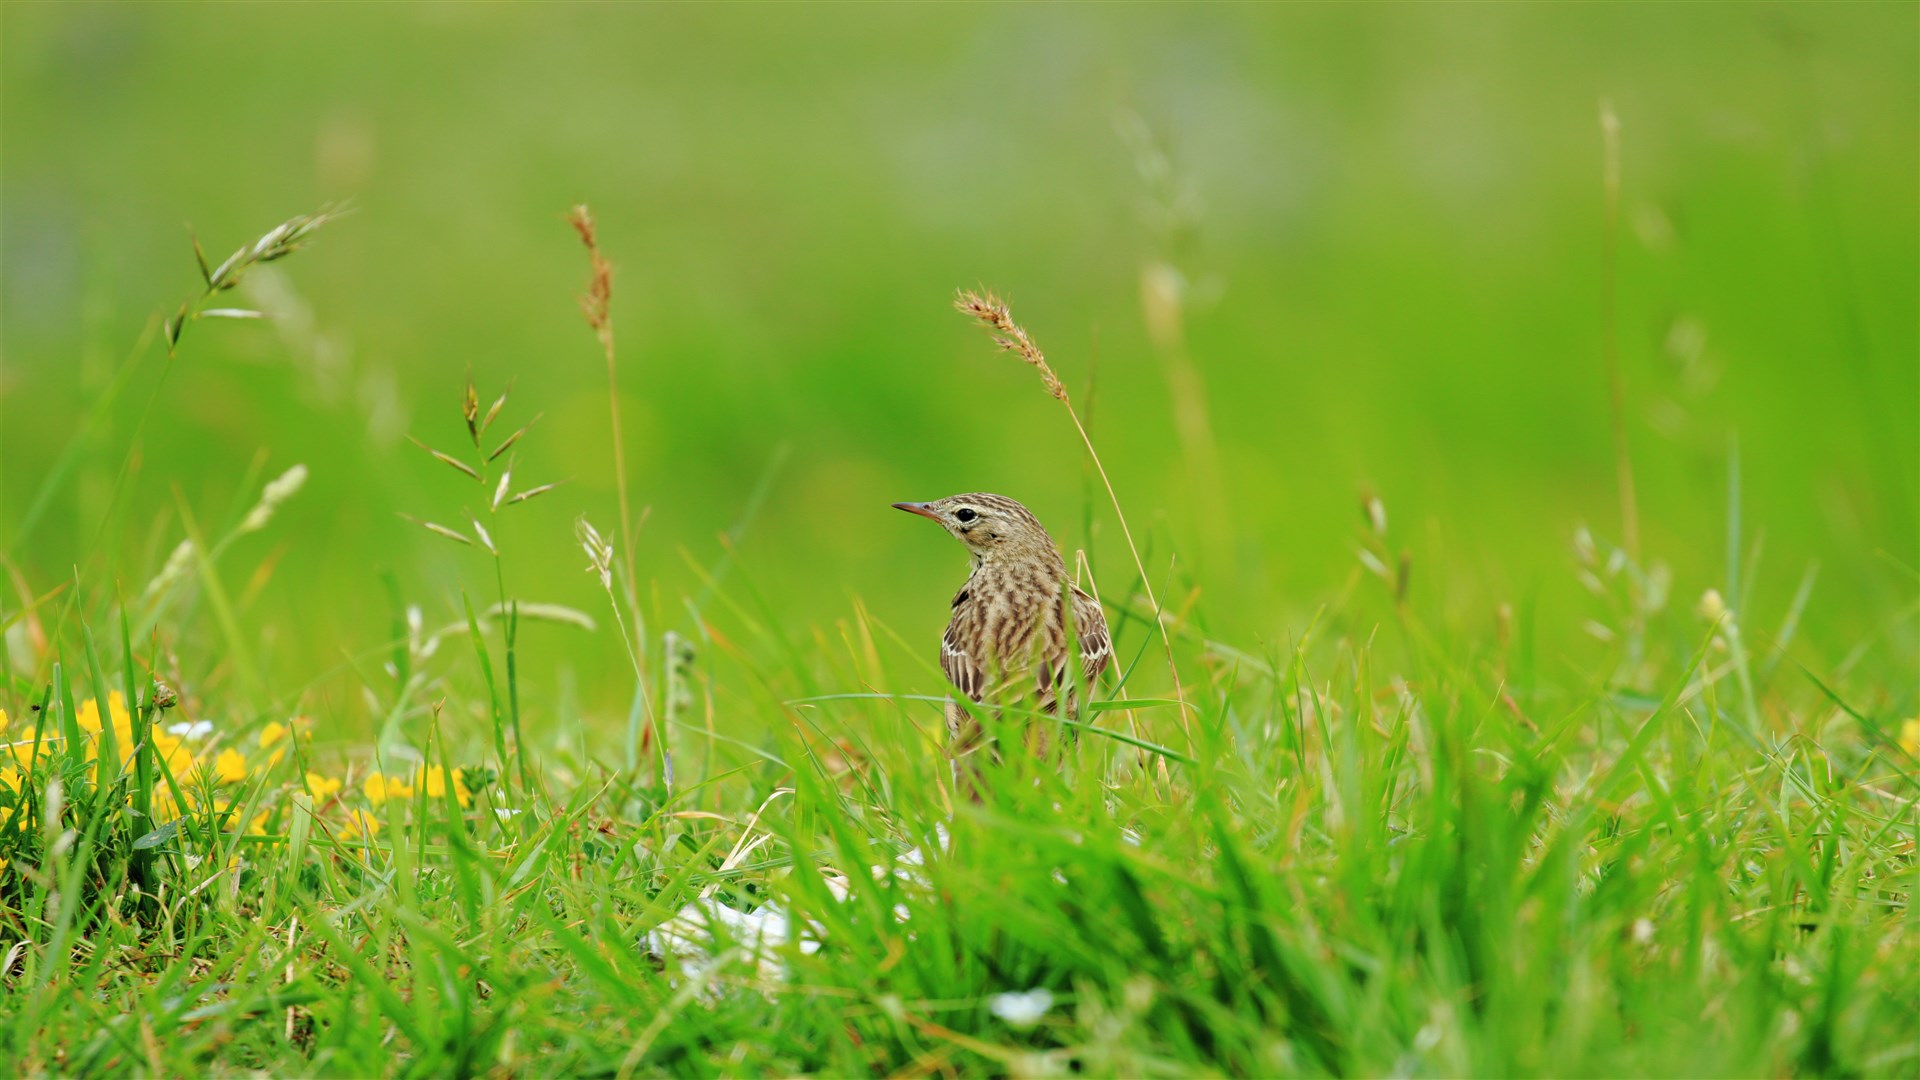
[{"left": 893, "top": 493, "right": 1111, "bottom": 789}]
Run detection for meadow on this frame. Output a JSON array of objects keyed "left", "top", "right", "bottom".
[{"left": 1, "top": 5, "right": 1916, "bottom": 1077}]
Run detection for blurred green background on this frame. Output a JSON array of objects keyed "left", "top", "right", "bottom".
[{"left": 3, "top": 4, "right": 1914, "bottom": 725}]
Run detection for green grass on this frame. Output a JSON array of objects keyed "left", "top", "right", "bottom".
[
  {"left": 2, "top": 6, "right": 1917, "bottom": 1076},
  {"left": 1, "top": 217, "right": 1915, "bottom": 1075},
  {"left": 1, "top": 483, "right": 1915, "bottom": 1075}
]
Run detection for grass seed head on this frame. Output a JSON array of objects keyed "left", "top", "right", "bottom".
[
  {"left": 404, "top": 516, "right": 474, "bottom": 547},
  {"left": 167, "top": 206, "right": 344, "bottom": 355},
  {"left": 570, "top": 204, "right": 613, "bottom": 334},
  {"left": 463, "top": 371, "right": 481, "bottom": 447},
  {"left": 1361, "top": 490, "right": 1388, "bottom": 538},
  {"left": 141, "top": 539, "right": 198, "bottom": 603},
  {"left": 409, "top": 436, "right": 481, "bottom": 482},
  {"left": 575, "top": 516, "right": 614, "bottom": 590},
  {"left": 953, "top": 288, "right": 1067, "bottom": 403},
  {"left": 488, "top": 416, "right": 540, "bottom": 463},
  {"left": 506, "top": 481, "right": 563, "bottom": 506},
  {"left": 481, "top": 387, "right": 510, "bottom": 439},
  {"left": 238, "top": 464, "right": 309, "bottom": 533}
]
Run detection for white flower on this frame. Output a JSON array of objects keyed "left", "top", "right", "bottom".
[
  {"left": 166, "top": 720, "right": 214, "bottom": 740},
  {"left": 989, "top": 988, "right": 1054, "bottom": 1028}
]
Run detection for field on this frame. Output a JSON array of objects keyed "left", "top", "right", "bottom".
[{"left": 2, "top": 5, "right": 1916, "bottom": 1077}]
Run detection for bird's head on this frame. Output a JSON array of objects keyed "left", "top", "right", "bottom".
[{"left": 892, "top": 493, "right": 1058, "bottom": 565}]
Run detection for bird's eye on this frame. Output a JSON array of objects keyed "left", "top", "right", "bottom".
[{"left": 954, "top": 508, "right": 978, "bottom": 523}]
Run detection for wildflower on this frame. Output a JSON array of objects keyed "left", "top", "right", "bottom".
[
  {"left": 248, "top": 810, "right": 273, "bottom": 835},
  {"left": 7, "top": 738, "right": 44, "bottom": 771},
  {"left": 209, "top": 748, "right": 248, "bottom": 784},
  {"left": 988, "top": 988, "right": 1054, "bottom": 1028},
  {"left": 341, "top": 807, "right": 382, "bottom": 839},
  {"left": 0, "top": 707, "right": 7, "bottom": 734},
  {"left": 257, "top": 718, "right": 307, "bottom": 766},
  {"left": 1899, "top": 718, "right": 1920, "bottom": 758},
  {"left": 418, "top": 765, "right": 472, "bottom": 807},
  {"left": 151, "top": 730, "right": 195, "bottom": 776},
  {"left": 305, "top": 772, "right": 343, "bottom": 801},
  {"left": 363, "top": 771, "right": 414, "bottom": 805},
  {"left": 167, "top": 720, "right": 214, "bottom": 740},
  {"left": 77, "top": 694, "right": 134, "bottom": 756}
]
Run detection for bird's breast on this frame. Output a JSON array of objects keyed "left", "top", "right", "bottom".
[{"left": 960, "top": 565, "right": 1066, "bottom": 669}]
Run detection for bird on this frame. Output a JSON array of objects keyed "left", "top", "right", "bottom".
[{"left": 892, "top": 493, "right": 1111, "bottom": 792}]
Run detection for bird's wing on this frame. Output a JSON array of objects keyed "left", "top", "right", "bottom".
[
  {"left": 1070, "top": 586, "right": 1112, "bottom": 685},
  {"left": 941, "top": 607, "right": 985, "bottom": 701}
]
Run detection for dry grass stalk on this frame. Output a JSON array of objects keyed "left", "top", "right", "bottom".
[
  {"left": 569, "top": 205, "right": 660, "bottom": 782},
  {"left": 568, "top": 206, "right": 638, "bottom": 595},
  {"left": 952, "top": 288, "right": 1193, "bottom": 752}
]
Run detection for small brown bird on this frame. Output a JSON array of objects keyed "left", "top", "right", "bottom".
[{"left": 893, "top": 493, "right": 1111, "bottom": 789}]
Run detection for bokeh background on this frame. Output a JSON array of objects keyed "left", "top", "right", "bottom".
[{"left": 3, "top": 4, "right": 1915, "bottom": 727}]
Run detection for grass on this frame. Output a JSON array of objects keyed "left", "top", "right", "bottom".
[
  {"left": 2, "top": 8, "right": 1917, "bottom": 1072},
  {"left": 0, "top": 202, "right": 1914, "bottom": 1078}
]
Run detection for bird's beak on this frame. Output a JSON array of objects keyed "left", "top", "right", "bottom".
[{"left": 892, "top": 501, "right": 941, "bottom": 522}]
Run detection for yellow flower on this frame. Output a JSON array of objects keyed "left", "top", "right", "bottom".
[
  {"left": 75, "top": 693, "right": 131, "bottom": 735},
  {"left": 264, "top": 718, "right": 301, "bottom": 760},
  {"left": 7, "top": 738, "right": 42, "bottom": 771},
  {"left": 363, "top": 771, "right": 414, "bottom": 805},
  {"left": 305, "top": 772, "right": 343, "bottom": 801},
  {"left": 1899, "top": 718, "right": 1920, "bottom": 758},
  {"left": 248, "top": 810, "right": 273, "bottom": 835},
  {"left": 0, "top": 707, "right": 9, "bottom": 733},
  {"left": 418, "top": 765, "right": 472, "bottom": 807},
  {"left": 341, "top": 807, "right": 382, "bottom": 839},
  {"left": 257, "top": 721, "right": 291, "bottom": 767},
  {"left": 151, "top": 731, "right": 195, "bottom": 776},
  {"left": 257, "top": 717, "right": 312, "bottom": 767},
  {"left": 208, "top": 748, "right": 248, "bottom": 784}
]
